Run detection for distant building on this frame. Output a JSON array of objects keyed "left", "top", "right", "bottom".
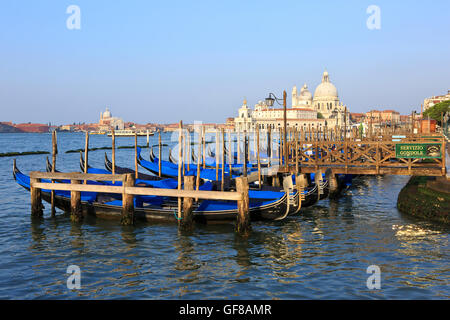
[
  {"left": 350, "top": 113, "right": 365, "bottom": 123},
  {"left": 99, "top": 107, "right": 124, "bottom": 131},
  {"left": 423, "top": 90, "right": 450, "bottom": 111},
  {"left": 365, "top": 110, "right": 400, "bottom": 124}
]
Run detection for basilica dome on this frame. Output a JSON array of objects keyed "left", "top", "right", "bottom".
[{"left": 314, "top": 71, "right": 338, "bottom": 99}]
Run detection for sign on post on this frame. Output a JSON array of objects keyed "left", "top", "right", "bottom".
[{"left": 395, "top": 143, "right": 442, "bottom": 159}]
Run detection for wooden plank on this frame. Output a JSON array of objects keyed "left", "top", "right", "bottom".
[
  {"left": 126, "top": 187, "right": 243, "bottom": 201},
  {"left": 32, "top": 182, "right": 243, "bottom": 200},
  {"left": 30, "top": 172, "right": 125, "bottom": 181}
]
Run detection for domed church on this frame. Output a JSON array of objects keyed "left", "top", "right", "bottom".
[
  {"left": 233, "top": 69, "right": 349, "bottom": 132},
  {"left": 292, "top": 70, "right": 347, "bottom": 120}
]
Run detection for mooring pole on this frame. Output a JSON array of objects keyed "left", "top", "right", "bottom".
[
  {"left": 257, "top": 126, "right": 261, "bottom": 189},
  {"left": 121, "top": 173, "right": 135, "bottom": 225},
  {"left": 329, "top": 172, "right": 339, "bottom": 199},
  {"left": 196, "top": 127, "right": 202, "bottom": 198},
  {"left": 30, "top": 172, "right": 43, "bottom": 217},
  {"left": 51, "top": 130, "right": 57, "bottom": 216},
  {"left": 178, "top": 121, "right": 183, "bottom": 220},
  {"left": 237, "top": 129, "right": 241, "bottom": 165},
  {"left": 83, "top": 131, "right": 89, "bottom": 184},
  {"left": 235, "top": 176, "right": 250, "bottom": 235},
  {"left": 70, "top": 179, "right": 82, "bottom": 222},
  {"left": 243, "top": 131, "right": 248, "bottom": 177},
  {"left": 267, "top": 126, "right": 272, "bottom": 167},
  {"left": 134, "top": 132, "right": 139, "bottom": 180},
  {"left": 186, "top": 128, "right": 190, "bottom": 172},
  {"left": 158, "top": 130, "right": 162, "bottom": 177},
  {"left": 111, "top": 128, "right": 116, "bottom": 178},
  {"left": 202, "top": 126, "right": 206, "bottom": 169},
  {"left": 221, "top": 128, "right": 225, "bottom": 191},
  {"left": 146, "top": 129, "right": 150, "bottom": 147},
  {"left": 228, "top": 130, "right": 232, "bottom": 176},
  {"left": 181, "top": 175, "right": 195, "bottom": 229},
  {"left": 216, "top": 129, "right": 219, "bottom": 181}
]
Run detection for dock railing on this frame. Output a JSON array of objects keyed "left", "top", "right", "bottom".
[{"left": 29, "top": 172, "right": 250, "bottom": 233}]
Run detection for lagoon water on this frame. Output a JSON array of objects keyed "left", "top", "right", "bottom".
[{"left": 0, "top": 132, "right": 448, "bottom": 299}]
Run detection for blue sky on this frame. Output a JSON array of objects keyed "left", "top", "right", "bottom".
[{"left": 1, "top": 0, "right": 449, "bottom": 124}]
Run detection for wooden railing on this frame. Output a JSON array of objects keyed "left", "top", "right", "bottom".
[
  {"left": 279, "top": 130, "right": 446, "bottom": 176},
  {"left": 29, "top": 172, "right": 251, "bottom": 233}
]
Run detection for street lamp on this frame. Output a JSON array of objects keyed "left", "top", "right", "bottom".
[{"left": 265, "top": 91, "right": 288, "bottom": 170}]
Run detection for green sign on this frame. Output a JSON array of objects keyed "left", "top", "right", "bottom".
[{"left": 395, "top": 143, "right": 442, "bottom": 159}]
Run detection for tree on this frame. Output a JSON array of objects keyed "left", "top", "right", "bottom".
[
  {"left": 317, "top": 112, "right": 324, "bottom": 119},
  {"left": 423, "top": 100, "right": 450, "bottom": 125}
]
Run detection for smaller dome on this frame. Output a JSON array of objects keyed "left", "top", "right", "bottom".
[
  {"left": 103, "top": 108, "right": 111, "bottom": 119},
  {"left": 299, "top": 83, "right": 312, "bottom": 101}
]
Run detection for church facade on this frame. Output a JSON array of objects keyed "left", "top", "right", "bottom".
[
  {"left": 234, "top": 70, "right": 349, "bottom": 132},
  {"left": 99, "top": 107, "right": 125, "bottom": 131}
]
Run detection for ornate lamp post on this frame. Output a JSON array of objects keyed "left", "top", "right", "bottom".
[{"left": 265, "top": 91, "right": 288, "bottom": 170}]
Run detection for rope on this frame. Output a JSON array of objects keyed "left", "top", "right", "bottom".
[{"left": 173, "top": 210, "right": 183, "bottom": 220}]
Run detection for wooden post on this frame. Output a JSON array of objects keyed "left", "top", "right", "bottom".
[
  {"left": 111, "top": 128, "right": 116, "bottom": 177},
  {"left": 135, "top": 132, "right": 139, "bottom": 179},
  {"left": 181, "top": 175, "right": 195, "bottom": 229},
  {"left": 186, "top": 129, "right": 190, "bottom": 172},
  {"left": 51, "top": 131, "right": 58, "bottom": 215},
  {"left": 442, "top": 138, "right": 446, "bottom": 176},
  {"left": 196, "top": 127, "right": 202, "bottom": 195},
  {"left": 213, "top": 129, "right": 217, "bottom": 180},
  {"left": 121, "top": 173, "right": 135, "bottom": 225},
  {"left": 295, "top": 128, "right": 299, "bottom": 174},
  {"left": 70, "top": 179, "right": 83, "bottom": 222},
  {"left": 237, "top": 129, "right": 241, "bottom": 165},
  {"left": 83, "top": 131, "right": 89, "bottom": 182},
  {"left": 146, "top": 130, "right": 149, "bottom": 147},
  {"left": 178, "top": 121, "right": 183, "bottom": 219},
  {"left": 158, "top": 130, "right": 162, "bottom": 177},
  {"left": 228, "top": 130, "right": 232, "bottom": 176},
  {"left": 256, "top": 126, "right": 261, "bottom": 188},
  {"left": 279, "top": 127, "right": 283, "bottom": 167},
  {"left": 202, "top": 126, "right": 206, "bottom": 169},
  {"left": 235, "top": 176, "right": 250, "bottom": 235},
  {"left": 221, "top": 128, "right": 225, "bottom": 190},
  {"left": 243, "top": 131, "right": 248, "bottom": 177},
  {"left": 329, "top": 173, "right": 339, "bottom": 199},
  {"left": 30, "top": 173, "right": 43, "bottom": 217},
  {"left": 268, "top": 126, "right": 272, "bottom": 167}
]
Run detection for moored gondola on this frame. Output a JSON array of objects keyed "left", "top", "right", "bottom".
[{"left": 13, "top": 161, "right": 290, "bottom": 223}]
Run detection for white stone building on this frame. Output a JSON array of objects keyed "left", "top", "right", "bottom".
[
  {"left": 234, "top": 70, "right": 349, "bottom": 131},
  {"left": 99, "top": 107, "right": 125, "bottom": 131}
]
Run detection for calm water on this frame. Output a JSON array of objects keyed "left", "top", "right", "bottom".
[{"left": 0, "top": 132, "right": 448, "bottom": 299}]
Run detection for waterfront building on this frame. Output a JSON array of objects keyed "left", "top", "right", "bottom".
[
  {"left": 423, "top": 90, "right": 450, "bottom": 111},
  {"left": 365, "top": 110, "right": 400, "bottom": 125},
  {"left": 233, "top": 70, "right": 349, "bottom": 131}
]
